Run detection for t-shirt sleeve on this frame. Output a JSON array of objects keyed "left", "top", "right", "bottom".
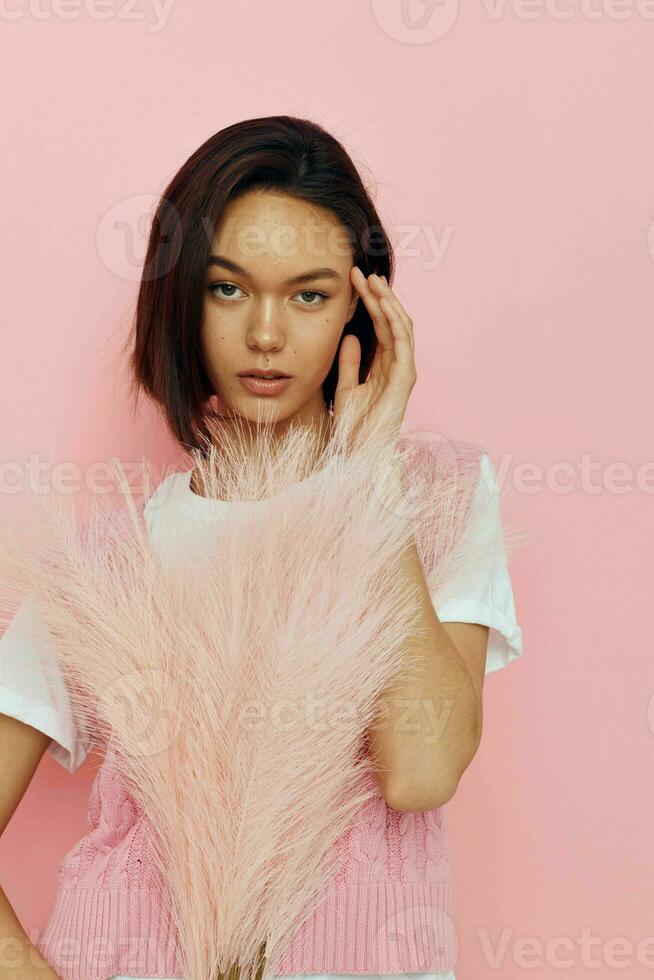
[
  {"left": 431, "top": 452, "right": 523, "bottom": 674},
  {"left": 0, "top": 592, "right": 94, "bottom": 772}
]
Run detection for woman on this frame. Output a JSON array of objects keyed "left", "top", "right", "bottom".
[{"left": 0, "top": 115, "right": 523, "bottom": 980}]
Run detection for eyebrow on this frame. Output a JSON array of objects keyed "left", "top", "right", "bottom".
[{"left": 207, "top": 255, "right": 343, "bottom": 286}]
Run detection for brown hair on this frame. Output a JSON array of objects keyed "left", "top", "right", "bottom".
[{"left": 124, "top": 115, "right": 395, "bottom": 452}]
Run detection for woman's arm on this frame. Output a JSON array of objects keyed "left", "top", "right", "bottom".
[
  {"left": 367, "top": 534, "right": 487, "bottom": 813},
  {"left": 335, "top": 271, "right": 489, "bottom": 812},
  {"left": 0, "top": 713, "right": 62, "bottom": 980}
]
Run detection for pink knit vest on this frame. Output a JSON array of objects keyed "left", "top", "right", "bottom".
[{"left": 35, "top": 740, "right": 456, "bottom": 980}]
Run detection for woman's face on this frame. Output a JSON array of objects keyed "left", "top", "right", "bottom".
[{"left": 200, "top": 189, "right": 359, "bottom": 430}]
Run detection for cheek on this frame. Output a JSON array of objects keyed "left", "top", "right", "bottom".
[
  {"left": 321, "top": 303, "right": 349, "bottom": 350},
  {"left": 299, "top": 321, "right": 344, "bottom": 379},
  {"left": 321, "top": 295, "right": 351, "bottom": 334},
  {"left": 305, "top": 314, "right": 341, "bottom": 356},
  {"left": 199, "top": 327, "right": 234, "bottom": 382},
  {"left": 201, "top": 307, "right": 238, "bottom": 353}
]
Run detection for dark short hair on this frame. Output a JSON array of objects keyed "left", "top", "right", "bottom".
[{"left": 124, "top": 115, "right": 395, "bottom": 452}]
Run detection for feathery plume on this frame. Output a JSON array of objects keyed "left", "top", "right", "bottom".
[{"left": 0, "top": 398, "right": 522, "bottom": 980}]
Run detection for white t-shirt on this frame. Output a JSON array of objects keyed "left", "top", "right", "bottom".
[{"left": 0, "top": 453, "right": 523, "bottom": 980}]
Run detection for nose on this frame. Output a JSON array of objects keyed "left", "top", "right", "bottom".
[{"left": 246, "top": 298, "right": 285, "bottom": 352}]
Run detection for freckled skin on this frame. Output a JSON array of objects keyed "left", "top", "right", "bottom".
[{"left": 200, "top": 189, "right": 359, "bottom": 446}]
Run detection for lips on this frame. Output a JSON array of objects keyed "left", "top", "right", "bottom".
[
  {"left": 238, "top": 374, "right": 292, "bottom": 396},
  {"left": 238, "top": 371, "right": 291, "bottom": 379}
]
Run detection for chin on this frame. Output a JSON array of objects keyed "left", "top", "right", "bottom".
[{"left": 223, "top": 393, "right": 293, "bottom": 425}]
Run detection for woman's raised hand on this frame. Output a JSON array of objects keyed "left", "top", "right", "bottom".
[{"left": 332, "top": 266, "right": 417, "bottom": 448}]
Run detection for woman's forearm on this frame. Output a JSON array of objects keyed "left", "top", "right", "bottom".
[
  {"left": 0, "top": 884, "right": 61, "bottom": 980},
  {"left": 368, "top": 533, "right": 482, "bottom": 812}
]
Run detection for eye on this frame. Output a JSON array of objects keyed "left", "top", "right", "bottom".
[
  {"left": 207, "top": 283, "right": 329, "bottom": 307},
  {"left": 294, "top": 290, "right": 329, "bottom": 307},
  {"left": 208, "top": 281, "right": 245, "bottom": 301}
]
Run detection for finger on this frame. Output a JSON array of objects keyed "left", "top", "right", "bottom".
[
  {"left": 370, "top": 275, "right": 414, "bottom": 356},
  {"left": 334, "top": 332, "right": 362, "bottom": 396},
  {"left": 378, "top": 295, "right": 416, "bottom": 375},
  {"left": 350, "top": 267, "right": 394, "bottom": 352},
  {"left": 369, "top": 274, "right": 413, "bottom": 335}
]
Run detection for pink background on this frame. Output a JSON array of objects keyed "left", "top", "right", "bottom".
[{"left": 1, "top": 1, "right": 651, "bottom": 977}]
